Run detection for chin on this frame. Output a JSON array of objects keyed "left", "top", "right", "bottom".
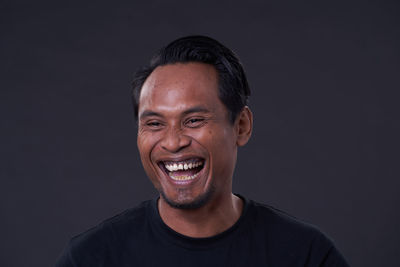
[{"left": 160, "top": 185, "right": 215, "bottom": 210}]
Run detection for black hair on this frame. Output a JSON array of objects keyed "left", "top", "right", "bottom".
[{"left": 131, "top": 35, "right": 250, "bottom": 123}]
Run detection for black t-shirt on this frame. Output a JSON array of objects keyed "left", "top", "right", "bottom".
[{"left": 55, "top": 196, "right": 349, "bottom": 267}]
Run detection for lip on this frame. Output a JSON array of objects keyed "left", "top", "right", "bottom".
[
  {"left": 156, "top": 155, "right": 207, "bottom": 186},
  {"left": 157, "top": 155, "right": 205, "bottom": 164}
]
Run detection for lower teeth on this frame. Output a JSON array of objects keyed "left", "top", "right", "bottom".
[{"left": 169, "top": 172, "right": 199, "bottom": 181}]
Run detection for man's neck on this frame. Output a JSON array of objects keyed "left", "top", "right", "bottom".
[{"left": 158, "top": 193, "right": 243, "bottom": 238}]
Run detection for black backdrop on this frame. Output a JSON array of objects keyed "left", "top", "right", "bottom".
[{"left": 1, "top": 1, "right": 399, "bottom": 266}]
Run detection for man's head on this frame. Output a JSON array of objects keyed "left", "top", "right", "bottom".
[
  {"left": 133, "top": 36, "right": 252, "bottom": 210},
  {"left": 132, "top": 35, "right": 250, "bottom": 124}
]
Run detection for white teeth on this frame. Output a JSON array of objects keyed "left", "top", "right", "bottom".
[
  {"left": 169, "top": 172, "right": 200, "bottom": 181},
  {"left": 164, "top": 160, "right": 203, "bottom": 172}
]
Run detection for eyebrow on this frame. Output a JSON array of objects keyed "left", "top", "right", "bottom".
[
  {"left": 182, "top": 106, "right": 210, "bottom": 116},
  {"left": 139, "top": 106, "right": 210, "bottom": 120},
  {"left": 139, "top": 110, "right": 163, "bottom": 120}
]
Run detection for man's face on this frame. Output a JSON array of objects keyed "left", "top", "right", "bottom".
[{"left": 137, "top": 63, "right": 239, "bottom": 209}]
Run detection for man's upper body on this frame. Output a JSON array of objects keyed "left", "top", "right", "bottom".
[
  {"left": 56, "top": 35, "right": 349, "bottom": 266},
  {"left": 56, "top": 196, "right": 348, "bottom": 267}
]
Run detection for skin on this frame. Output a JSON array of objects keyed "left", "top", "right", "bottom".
[{"left": 137, "top": 62, "right": 253, "bottom": 237}]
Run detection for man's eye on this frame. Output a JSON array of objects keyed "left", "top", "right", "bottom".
[
  {"left": 146, "top": 121, "right": 162, "bottom": 128},
  {"left": 185, "top": 118, "right": 205, "bottom": 127}
]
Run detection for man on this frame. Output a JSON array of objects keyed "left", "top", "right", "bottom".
[{"left": 56, "top": 36, "right": 349, "bottom": 266}]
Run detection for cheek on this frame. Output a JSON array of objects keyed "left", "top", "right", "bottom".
[
  {"left": 207, "top": 127, "right": 237, "bottom": 164},
  {"left": 191, "top": 126, "right": 236, "bottom": 154},
  {"left": 209, "top": 127, "right": 235, "bottom": 146},
  {"left": 137, "top": 132, "right": 158, "bottom": 160},
  {"left": 137, "top": 133, "right": 161, "bottom": 183},
  {"left": 189, "top": 128, "right": 214, "bottom": 147}
]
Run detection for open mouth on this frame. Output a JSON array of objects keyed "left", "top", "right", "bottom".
[{"left": 158, "top": 158, "right": 205, "bottom": 181}]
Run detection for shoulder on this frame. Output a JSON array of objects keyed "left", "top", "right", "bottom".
[
  {"left": 71, "top": 200, "right": 150, "bottom": 245},
  {"left": 55, "top": 200, "right": 152, "bottom": 266},
  {"left": 249, "top": 200, "right": 328, "bottom": 240},
  {"left": 245, "top": 199, "right": 349, "bottom": 266}
]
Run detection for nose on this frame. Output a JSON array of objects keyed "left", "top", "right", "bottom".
[{"left": 160, "top": 126, "right": 191, "bottom": 153}]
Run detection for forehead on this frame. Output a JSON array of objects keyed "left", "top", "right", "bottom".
[{"left": 138, "top": 63, "right": 221, "bottom": 116}]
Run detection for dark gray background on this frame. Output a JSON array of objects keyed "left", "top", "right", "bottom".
[{"left": 1, "top": 0, "right": 399, "bottom": 266}]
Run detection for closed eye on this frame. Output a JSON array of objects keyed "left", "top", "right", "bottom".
[
  {"left": 185, "top": 118, "right": 206, "bottom": 128},
  {"left": 147, "top": 121, "right": 161, "bottom": 127},
  {"left": 142, "top": 120, "right": 164, "bottom": 130}
]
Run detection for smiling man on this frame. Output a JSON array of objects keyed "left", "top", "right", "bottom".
[
  {"left": 56, "top": 36, "right": 349, "bottom": 267},
  {"left": 136, "top": 62, "right": 249, "bottom": 238}
]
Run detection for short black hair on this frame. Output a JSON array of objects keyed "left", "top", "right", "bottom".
[{"left": 131, "top": 35, "right": 250, "bottom": 123}]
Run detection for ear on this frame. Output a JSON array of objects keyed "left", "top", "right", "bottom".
[{"left": 235, "top": 106, "right": 253, "bottom": 147}]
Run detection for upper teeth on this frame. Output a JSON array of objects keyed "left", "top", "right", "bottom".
[{"left": 164, "top": 161, "right": 203, "bottom": 172}]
